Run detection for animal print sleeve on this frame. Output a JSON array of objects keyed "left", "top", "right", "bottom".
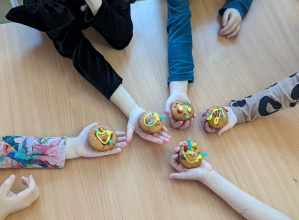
[
  {"left": 231, "top": 72, "right": 299, "bottom": 123},
  {"left": 0, "top": 136, "right": 66, "bottom": 168}
]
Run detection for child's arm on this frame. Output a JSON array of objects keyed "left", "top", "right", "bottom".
[
  {"left": 0, "top": 175, "right": 39, "bottom": 220},
  {"left": 170, "top": 144, "right": 291, "bottom": 220},
  {"left": 231, "top": 72, "right": 299, "bottom": 123},
  {"left": 0, "top": 123, "right": 127, "bottom": 168},
  {"left": 165, "top": 0, "right": 195, "bottom": 129},
  {"left": 6, "top": 0, "right": 130, "bottom": 100},
  {"left": 110, "top": 85, "right": 171, "bottom": 144},
  {"left": 218, "top": 0, "right": 253, "bottom": 38},
  {"left": 202, "top": 72, "right": 299, "bottom": 135}
]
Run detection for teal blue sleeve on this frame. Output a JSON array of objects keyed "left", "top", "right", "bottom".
[{"left": 167, "top": 0, "right": 194, "bottom": 83}]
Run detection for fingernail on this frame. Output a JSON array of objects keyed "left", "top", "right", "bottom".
[{"left": 10, "top": 174, "right": 15, "bottom": 179}]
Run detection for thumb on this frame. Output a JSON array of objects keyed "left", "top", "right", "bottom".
[
  {"left": 126, "top": 122, "right": 135, "bottom": 143},
  {"left": 0, "top": 175, "right": 16, "bottom": 195},
  {"left": 80, "top": 122, "right": 98, "bottom": 135},
  {"left": 169, "top": 173, "right": 187, "bottom": 180},
  {"left": 217, "top": 123, "right": 232, "bottom": 136},
  {"left": 222, "top": 9, "right": 230, "bottom": 26}
]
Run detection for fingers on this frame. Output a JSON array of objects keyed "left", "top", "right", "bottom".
[
  {"left": 201, "top": 116, "right": 207, "bottom": 128},
  {"left": 158, "top": 128, "right": 171, "bottom": 139},
  {"left": 153, "top": 132, "right": 170, "bottom": 143},
  {"left": 138, "top": 132, "right": 163, "bottom": 144},
  {"left": 170, "top": 118, "right": 184, "bottom": 128},
  {"left": 216, "top": 122, "right": 233, "bottom": 136},
  {"left": 222, "top": 9, "right": 230, "bottom": 26},
  {"left": 220, "top": 20, "right": 238, "bottom": 36},
  {"left": 219, "top": 9, "right": 241, "bottom": 37},
  {"left": 173, "top": 145, "right": 181, "bottom": 153},
  {"left": 226, "top": 25, "right": 240, "bottom": 39},
  {"left": 103, "top": 148, "right": 122, "bottom": 156},
  {"left": 0, "top": 175, "right": 15, "bottom": 195},
  {"left": 165, "top": 101, "right": 172, "bottom": 119},
  {"left": 204, "top": 122, "right": 218, "bottom": 133},
  {"left": 178, "top": 120, "right": 190, "bottom": 130},
  {"left": 114, "top": 142, "right": 127, "bottom": 148},
  {"left": 81, "top": 122, "right": 98, "bottom": 135},
  {"left": 126, "top": 123, "right": 135, "bottom": 143},
  {"left": 170, "top": 172, "right": 187, "bottom": 180},
  {"left": 115, "top": 131, "right": 126, "bottom": 137},
  {"left": 17, "top": 175, "right": 39, "bottom": 207},
  {"left": 161, "top": 126, "right": 168, "bottom": 133},
  {"left": 201, "top": 109, "right": 208, "bottom": 117},
  {"left": 170, "top": 154, "right": 180, "bottom": 171},
  {"left": 221, "top": 22, "right": 239, "bottom": 37},
  {"left": 165, "top": 109, "right": 172, "bottom": 119}
]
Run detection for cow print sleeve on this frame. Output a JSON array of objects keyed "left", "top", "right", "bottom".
[{"left": 230, "top": 72, "right": 299, "bottom": 123}]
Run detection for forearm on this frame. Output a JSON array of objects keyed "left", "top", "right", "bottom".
[
  {"left": 231, "top": 72, "right": 299, "bottom": 123},
  {"left": 47, "top": 25, "right": 122, "bottom": 100},
  {"left": 219, "top": 0, "right": 253, "bottom": 19},
  {"left": 169, "top": 81, "right": 188, "bottom": 96},
  {"left": 201, "top": 170, "right": 290, "bottom": 220},
  {"left": 110, "top": 85, "right": 140, "bottom": 118},
  {"left": 167, "top": 0, "right": 194, "bottom": 83},
  {"left": 0, "top": 213, "right": 7, "bottom": 220}
]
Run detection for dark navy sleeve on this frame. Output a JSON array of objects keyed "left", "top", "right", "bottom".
[{"left": 218, "top": 0, "right": 253, "bottom": 19}]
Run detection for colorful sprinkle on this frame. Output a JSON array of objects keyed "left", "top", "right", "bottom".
[
  {"left": 184, "top": 115, "right": 189, "bottom": 118},
  {"left": 159, "top": 115, "right": 165, "bottom": 121},
  {"left": 187, "top": 137, "right": 192, "bottom": 151},
  {"left": 221, "top": 115, "right": 226, "bottom": 118},
  {"left": 177, "top": 109, "right": 183, "bottom": 113},
  {"left": 218, "top": 109, "right": 222, "bottom": 113},
  {"left": 191, "top": 143, "right": 196, "bottom": 147},
  {"left": 199, "top": 152, "right": 208, "bottom": 156},
  {"left": 206, "top": 113, "right": 210, "bottom": 117},
  {"left": 184, "top": 99, "right": 188, "bottom": 105},
  {"left": 184, "top": 145, "right": 188, "bottom": 152},
  {"left": 94, "top": 137, "right": 96, "bottom": 140},
  {"left": 108, "top": 140, "right": 113, "bottom": 144},
  {"left": 148, "top": 121, "right": 153, "bottom": 125}
]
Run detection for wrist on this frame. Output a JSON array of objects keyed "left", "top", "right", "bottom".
[
  {"left": 110, "top": 85, "right": 141, "bottom": 118},
  {"left": 65, "top": 137, "right": 79, "bottom": 160},
  {"left": 169, "top": 81, "right": 188, "bottom": 97},
  {"left": 197, "top": 169, "right": 216, "bottom": 183},
  {"left": 0, "top": 212, "right": 9, "bottom": 220}
]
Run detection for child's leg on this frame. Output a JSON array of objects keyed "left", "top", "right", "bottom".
[{"left": 89, "top": 0, "right": 134, "bottom": 50}]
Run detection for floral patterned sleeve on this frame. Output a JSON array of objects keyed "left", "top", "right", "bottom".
[{"left": 0, "top": 136, "right": 66, "bottom": 168}]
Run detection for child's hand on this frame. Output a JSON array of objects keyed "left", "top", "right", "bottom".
[
  {"left": 66, "top": 123, "right": 127, "bottom": 159},
  {"left": 165, "top": 93, "right": 196, "bottom": 130},
  {"left": 201, "top": 106, "right": 237, "bottom": 135},
  {"left": 0, "top": 175, "right": 39, "bottom": 220},
  {"left": 170, "top": 143, "right": 213, "bottom": 182},
  {"left": 219, "top": 8, "right": 242, "bottom": 38},
  {"left": 126, "top": 107, "right": 171, "bottom": 144}
]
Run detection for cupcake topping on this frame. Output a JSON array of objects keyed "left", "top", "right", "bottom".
[{"left": 95, "top": 128, "right": 113, "bottom": 145}]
